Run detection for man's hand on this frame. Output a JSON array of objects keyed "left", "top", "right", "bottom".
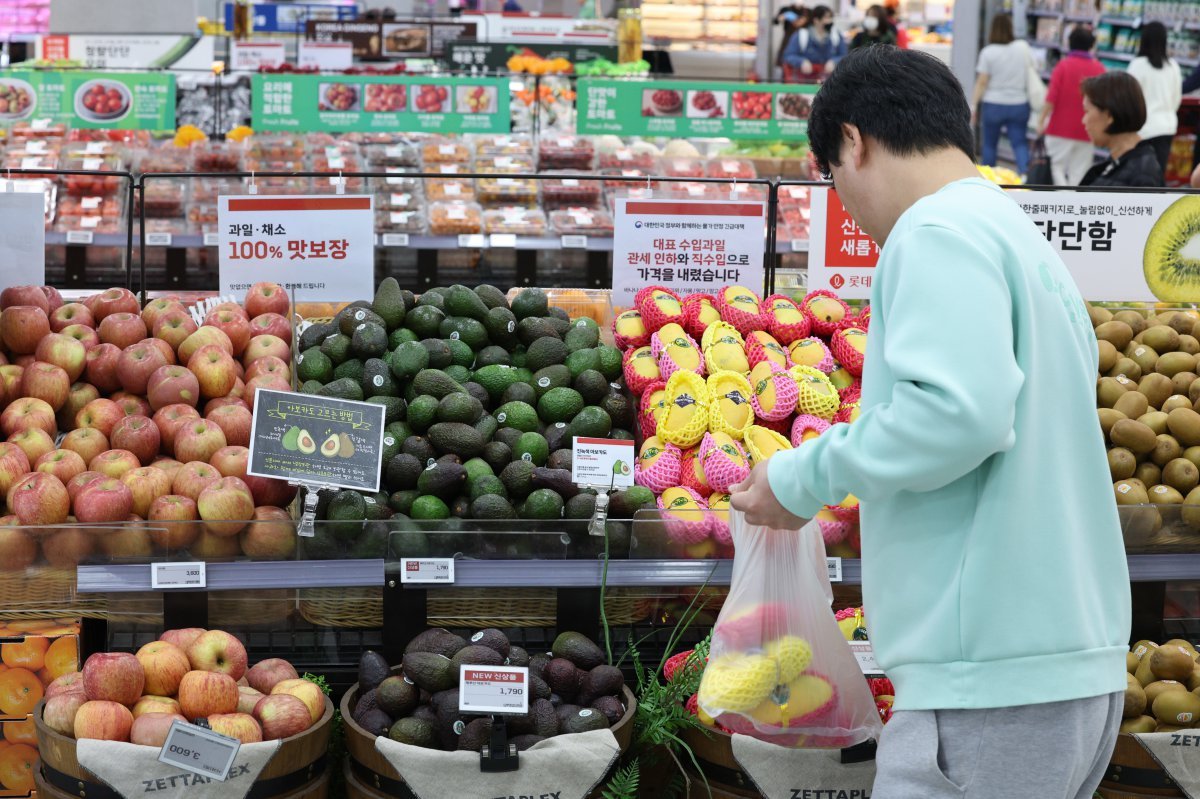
[
  {"left": 729, "top": 462, "right": 809, "bottom": 530},
  {"left": 801, "top": 59, "right": 813, "bottom": 74}
]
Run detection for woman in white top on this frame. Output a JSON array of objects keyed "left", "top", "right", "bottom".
[
  {"left": 972, "top": 14, "right": 1033, "bottom": 175},
  {"left": 1128, "top": 21, "right": 1181, "bottom": 179}
]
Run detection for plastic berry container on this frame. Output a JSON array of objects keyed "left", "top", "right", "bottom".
[
  {"left": 63, "top": 155, "right": 125, "bottom": 197},
  {"left": 137, "top": 179, "right": 187, "bottom": 218},
  {"left": 426, "top": 178, "right": 476, "bottom": 202},
  {"left": 706, "top": 158, "right": 758, "bottom": 180},
  {"left": 541, "top": 173, "right": 603, "bottom": 211},
  {"left": 662, "top": 157, "right": 706, "bottom": 179},
  {"left": 538, "top": 136, "right": 594, "bottom": 170},
  {"left": 476, "top": 154, "right": 535, "bottom": 173},
  {"left": 375, "top": 189, "right": 423, "bottom": 212},
  {"left": 191, "top": 141, "right": 243, "bottom": 172},
  {"left": 549, "top": 208, "right": 614, "bottom": 237},
  {"left": 429, "top": 201, "right": 483, "bottom": 235},
  {"left": 476, "top": 176, "right": 538, "bottom": 207},
  {"left": 187, "top": 203, "right": 220, "bottom": 233},
  {"left": 137, "top": 145, "right": 191, "bottom": 173},
  {"left": 58, "top": 195, "right": 122, "bottom": 218},
  {"left": 192, "top": 178, "right": 243, "bottom": 203},
  {"left": 474, "top": 134, "right": 533, "bottom": 157},
  {"left": 246, "top": 134, "right": 306, "bottom": 162},
  {"left": 363, "top": 141, "right": 420, "bottom": 169},
  {"left": 598, "top": 148, "right": 660, "bottom": 171},
  {"left": 483, "top": 207, "right": 547, "bottom": 236},
  {"left": 375, "top": 209, "right": 427, "bottom": 235},
  {"left": 56, "top": 213, "right": 122, "bottom": 234},
  {"left": 422, "top": 138, "right": 473, "bottom": 165}
]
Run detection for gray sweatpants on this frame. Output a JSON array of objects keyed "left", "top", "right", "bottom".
[{"left": 872, "top": 692, "right": 1123, "bottom": 799}]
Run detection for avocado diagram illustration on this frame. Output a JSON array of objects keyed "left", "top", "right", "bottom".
[
  {"left": 338, "top": 432, "right": 355, "bottom": 458},
  {"left": 320, "top": 433, "right": 340, "bottom": 457},
  {"left": 281, "top": 426, "right": 301, "bottom": 451},
  {"left": 297, "top": 429, "right": 316, "bottom": 454}
]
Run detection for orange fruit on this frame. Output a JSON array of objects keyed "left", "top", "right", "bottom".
[
  {"left": 0, "top": 743, "right": 36, "bottom": 792},
  {"left": 43, "top": 636, "right": 77, "bottom": 682},
  {"left": 2, "top": 718, "right": 33, "bottom": 746},
  {"left": 0, "top": 669, "right": 43, "bottom": 716},
  {"left": 1, "top": 638, "right": 47, "bottom": 671}
]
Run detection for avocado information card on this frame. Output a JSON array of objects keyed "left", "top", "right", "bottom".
[{"left": 247, "top": 388, "right": 386, "bottom": 492}]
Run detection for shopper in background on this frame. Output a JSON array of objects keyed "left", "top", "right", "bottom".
[
  {"left": 731, "top": 45, "right": 1129, "bottom": 799},
  {"left": 1037, "top": 25, "right": 1106, "bottom": 184},
  {"left": 775, "top": 4, "right": 812, "bottom": 75},
  {"left": 885, "top": 1, "right": 907, "bottom": 48},
  {"left": 1127, "top": 21, "right": 1181, "bottom": 180},
  {"left": 781, "top": 5, "right": 847, "bottom": 79},
  {"left": 850, "top": 5, "right": 897, "bottom": 50},
  {"left": 1079, "top": 72, "right": 1164, "bottom": 186},
  {"left": 971, "top": 14, "right": 1033, "bottom": 176}
]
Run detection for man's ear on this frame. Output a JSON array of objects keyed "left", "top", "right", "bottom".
[{"left": 841, "top": 123, "right": 867, "bottom": 170}]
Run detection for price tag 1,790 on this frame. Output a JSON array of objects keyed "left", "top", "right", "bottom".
[
  {"left": 151, "top": 562, "right": 206, "bottom": 589},
  {"left": 459, "top": 665, "right": 529, "bottom": 715},
  {"left": 399, "top": 558, "right": 454, "bottom": 584},
  {"left": 158, "top": 720, "right": 240, "bottom": 781}
]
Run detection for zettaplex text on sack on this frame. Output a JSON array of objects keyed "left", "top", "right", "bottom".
[
  {"left": 487, "top": 794, "right": 564, "bottom": 799},
  {"left": 787, "top": 791, "right": 871, "bottom": 799}
]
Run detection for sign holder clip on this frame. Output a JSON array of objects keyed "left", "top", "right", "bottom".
[
  {"left": 479, "top": 716, "right": 519, "bottom": 772},
  {"left": 585, "top": 471, "right": 617, "bottom": 538},
  {"left": 295, "top": 482, "right": 333, "bottom": 538}
]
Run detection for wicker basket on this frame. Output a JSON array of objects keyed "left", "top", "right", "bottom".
[
  {"left": 0, "top": 569, "right": 100, "bottom": 622},
  {"left": 299, "top": 587, "right": 383, "bottom": 629}
]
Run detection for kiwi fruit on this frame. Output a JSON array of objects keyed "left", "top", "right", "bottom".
[
  {"left": 1175, "top": 372, "right": 1200, "bottom": 396},
  {"left": 1124, "top": 680, "right": 1148, "bottom": 719},
  {"left": 1164, "top": 395, "right": 1195, "bottom": 414},
  {"left": 1134, "top": 640, "right": 1160, "bottom": 660},
  {"left": 1182, "top": 486, "right": 1200, "bottom": 530},
  {"left": 1164, "top": 638, "right": 1198, "bottom": 657},
  {"left": 1189, "top": 378, "right": 1200, "bottom": 405},
  {"left": 1154, "top": 689, "right": 1200, "bottom": 725},
  {"left": 1098, "top": 376, "right": 1133, "bottom": 408},
  {"left": 1153, "top": 645, "right": 1197, "bottom": 680},
  {"left": 1098, "top": 340, "right": 1120, "bottom": 373},
  {"left": 1128, "top": 651, "right": 1141, "bottom": 673},
  {"left": 1144, "top": 326, "right": 1181, "bottom": 353},
  {"left": 1164, "top": 458, "right": 1200, "bottom": 494},
  {"left": 1180, "top": 336, "right": 1200, "bottom": 355},
  {"left": 1111, "top": 419, "right": 1159, "bottom": 454},
  {"left": 1121, "top": 715, "right": 1158, "bottom": 734},
  {"left": 1097, "top": 320, "right": 1136, "bottom": 349},
  {"left": 1139, "top": 411, "right": 1170, "bottom": 435},
  {"left": 1116, "top": 310, "right": 1149, "bottom": 335},
  {"left": 1125, "top": 506, "right": 1163, "bottom": 545},
  {"left": 1149, "top": 484, "right": 1185, "bottom": 505},
  {"left": 1158, "top": 352, "right": 1198, "bottom": 377},
  {"left": 1152, "top": 434, "right": 1184, "bottom": 467},
  {"left": 1168, "top": 407, "right": 1200, "bottom": 445},
  {"left": 1187, "top": 668, "right": 1200, "bottom": 691},
  {"left": 1185, "top": 447, "right": 1200, "bottom": 471},
  {"left": 1108, "top": 448, "right": 1137, "bottom": 481},
  {"left": 1115, "top": 479, "right": 1151, "bottom": 506},
  {"left": 1099, "top": 408, "right": 1128, "bottom": 437},
  {"left": 1145, "top": 678, "right": 1186, "bottom": 701},
  {"left": 1157, "top": 723, "right": 1188, "bottom": 733},
  {"left": 1110, "top": 358, "right": 1143, "bottom": 381},
  {"left": 1114, "top": 390, "right": 1150, "bottom": 420},
  {"left": 1140, "top": 373, "right": 1175, "bottom": 409},
  {"left": 1089, "top": 305, "right": 1114, "bottom": 326},
  {"left": 1129, "top": 344, "right": 1161, "bottom": 376},
  {"left": 1136, "top": 462, "right": 1164, "bottom": 486},
  {"left": 1170, "top": 312, "right": 1197, "bottom": 335}
]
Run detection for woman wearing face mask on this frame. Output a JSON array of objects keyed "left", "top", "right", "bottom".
[
  {"left": 782, "top": 5, "right": 847, "bottom": 80},
  {"left": 850, "top": 5, "right": 896, "bottom": 50}
]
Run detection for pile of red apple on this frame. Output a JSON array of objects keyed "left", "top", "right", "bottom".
[
  {"left": 43, "top": 627, "right": 322, "bottom": 745},
  {"left": 0, "top": 282, "right": 298, "bottom": 569}
]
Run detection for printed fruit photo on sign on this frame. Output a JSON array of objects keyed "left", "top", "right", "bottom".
[{"left": 1143, "top": 196, "right": 1200, "bottom": 302}]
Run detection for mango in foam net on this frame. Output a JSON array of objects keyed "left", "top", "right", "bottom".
[
  {"left": 745, "top": 330, "right": 791, "bottom": 370},
  {"left": 764, "top": 635, "right": 814, "bottom": 683},
  {"left": 707, "top": 370, "right": 755, "bottom": 439},
  {"left": 658, "top": 369, "right": 710, "bottom": 448},
  {"left": 750, "top": 360, "right": 799, "bottom": 422},
  {"left": 652, "top": 322, "right": 704, "bottom": 380},
  {"left": 743, "top": 424, "right": 793, "bottom": 465},
  {"left": 698, "top": 652, "right": 780, "bottom": 713},
  {"left": 716, "top": 285, "right": 767, "bottom": 336},
  {"left": 702, "top": 321, "right": 750, "bottom": 375},
  {"left": 788, "top": 336, "right": 837, "bottom": 373},
  {"left": 789, "top": 364, "right": 842, "bottom": 420}
]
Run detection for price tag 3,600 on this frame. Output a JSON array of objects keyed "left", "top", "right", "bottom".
[
  {"left": 459, "top": 665, "right": 529, "bottom": 715},
  {"left": 151, "top": 562, "right": 206, "bottom": 589},
  {"left": 158, "top": 720, "right": 241, "bottom": 781}
]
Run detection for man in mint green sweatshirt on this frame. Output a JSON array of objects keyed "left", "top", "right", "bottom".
[{"left": 730, "top": 47, "right": 1130, "bottom": 797}]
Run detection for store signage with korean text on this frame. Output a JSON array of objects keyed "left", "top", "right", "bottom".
[
  {"left": 305, "top": 20, "right": 477, "bottom": 59},
  {"left": 445, "top": 41, "right": 617, "bottom": 72},
  {"left": 37, "top": 35, "right": 216, "bottom": 70},
  {"left": 298, "top": 41, "right": 354, "bottom": 70},
  {"left": 247, "top": 389, "right": 387, "bottom": 492},
  {"left": 611, "top": 198, "right": 767, "bottom": 306},
  {"left": 251, "top": 74, "right": 509, "bottom": 135},
  {"left": 0, "top": 70, "right": 175, "bottom": 130},
  {"left": 807, "top": 187, "right": 1187, "bottom": 302},
  {"left": 225, "top": 2, "right": 357, "bottom": 34},
  {"left": 578, "top": 79, "right": 818, "bottom": 141},
  {"left": 571, "top": 437, "right": 634, "bottom": 488},
  {"left": 459, "top": 666, "right": 529, "bottom": 715},
  {"left": 230, "top": 41, "right": 286, "bottom": 71},
  {"left": 217, "top": 194, "right": 374, "bottom": 302}
]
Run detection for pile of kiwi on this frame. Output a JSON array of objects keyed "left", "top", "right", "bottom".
[
  {"left": 1092, "top": 305, "right": 1200, "bottom": 542},
  {"left": 1123, "top": 638, "right": 1200, "bottom": 733}
]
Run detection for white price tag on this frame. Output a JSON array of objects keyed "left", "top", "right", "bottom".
[
  {"left": 827, "top": 557, "right": 842, "bottom": 583},
  {"left": 145, "top": 232, "right": 173, "bottom": 247},
  {"left": 561, "top": 179, "right": 580, "bottom": 187},
  {"left": 571, "top": 436, "right": 634, "bottom": 488},
  {"left": 791, "top": 239, "right": 808, "bottom": 252},
  {"left": 82, "top": 158, "right": 103, "bottom": 171},
  {"left": 151, "top": 561, "right": 206, "bottom": 589},
  {"left": 84, "top": 142, "right": 108, "bottom": 154},
  {"left": 561, "top": 235, "right": 588, "bottom": 249},
  {"left": 20, "top": 157, "right": 43, "bottom": 170},
  {"left": 203, "top": 233, "right": 220, "bottom": 247},
  {"left": 66, "top": 231, "right": 94, "bottom": 244},
  {"left": 458, "top": 234, "right": 485, "bottom": 248},
  {"left": 381, "top": 233, "right": 410, "bottom": 247},
  {"left": 459, "top": 665, "right": 529, "bottom": 715},
  {"left": 158, "top": 720, "right": 240, "bottom": 781},
  {"left": 849, "top": 641, "right": 882, "bottom": 674},
  {"left": 81, "top": 196, "right": 103, "bottom": 210},
  {"left": 489, "top": 233, "right": 517, "bottom": 248},
  {"left": 399, "top": 557, "right": 454, "bottom": 584}
]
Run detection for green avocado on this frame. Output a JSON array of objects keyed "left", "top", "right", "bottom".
[{"left": 281, "top": 426, "right": 301, "bottom": 451}]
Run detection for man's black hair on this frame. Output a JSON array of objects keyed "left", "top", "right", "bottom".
[
  {"left": 808, "top": 46, "right": 974, "bottom": 178},
  {"left": 1068, "top": 25, "right": 1095, "bottom": 52}
]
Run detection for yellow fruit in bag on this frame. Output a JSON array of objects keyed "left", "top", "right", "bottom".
[
  {"left": 698, "top": 653, "right": 779, "bottom": 713},
  {"left": 765, "top": 636, "right": 813, "bottom": 683}
]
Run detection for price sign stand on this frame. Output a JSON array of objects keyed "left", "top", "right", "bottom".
[
  {"left": 460, "top": 665, "right": 528, "bottom": 772},
  {"left": 480, "top": 718, "right": 520, "bottom": 772}
]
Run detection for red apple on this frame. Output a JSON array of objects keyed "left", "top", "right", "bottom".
[
  {"left": 147, "top": 365, "right": 200, "bottom": 411},
  {"left": 112, "top": 393, "right": 152, "bottom": 419},
  {"left": 98, "top": 523, "right": 153, "bottom": 559},
  {"left": 141, "top": 298, "right": 185, "bottom": 331},
  {"left": 188, "top": 344, "right": 238, "bottom": 399},
  {"left": 172, "top": 461, "right": 221, "bottom": 502},
  {"left": 211, "top": 302, "right": 249, "bottom": 321},
  {"left": 271, "top": 678, "right": 324, "bottom": 724},
  {"left": 0, "top": 441, "right": 30, "bottom": 496},
  {"left": 74, "top": 700, "right": 134, "bottom": 741},
  {"left": 2, "top": 397, "right": 55, "bottom": 437},
  {"left": 250, "top": 313, "right": 292, "bottom": 347},
  {"left": 91, "top": 288, "right": 139, "bottom": 321},
  {"left": 76, "top": 399, "right": 125, "bottom": 438},
  {"left": 110, "top": 415, "right": 161, "bottom": 466},
  {"left": 83, "top": 651, "right": 144, "bottom": 705},
  {"left": 130, "top": 712, "right": 187, "bottom": 747},
  {"left": 66, "top": 470, "right": 106, "bottom": 502},
  {"left": 61, "top": 428, "right": 110, "bottom": 466},
  {"left": 20, "top": 361, "right": 70, "bottom": 410},
  {"left": 243, "top": 474, "right": 296, "bottom": 509},
  {"left": 177, "top": 670, "right": 239, "bottom": 719},
  {"left": 175, "top": 419, "right": 227, "bottom": 465},
  {"left": 254, "top": 694, "right": 311, "bottom": 740},
  {"left": 150, "top": 456, "right": 184, "bottom": 483},
  {"left": 1, "top": 285, "right": 49, "bottom": 314},
  {"left": 179, "top": 326, "right": 233, "bottom": 364},
  {"left": 0, "top": 305, "right": 50, "bottom": 354},
  {"left": 121, "top": 466, "right": 172, "bottom": 518},
  {"left": 74, "top": 477, "right": 134, "bottom": 523},
  {"left": 42, "top": 527, "right": 94, "bottom": 567},
  {"left": 59, "top": 382, "right": 100, "bottom": 430},
  {"left": 245, "top": 658, "right": 299, "bottom": 695},
  {"left": 116, "top": 342, "right": 169, "bottom": 396},
  {"left": 0, "top": 365, "right": 21, "bottom": 398},
  {"left": 246, "top": 374, "right": 291, "bottom": 407},
  {"left": 245, "top": 356, "right": 290, "bottom": 384},
  {"left": 136, "top": 640, "right": 191, "bottom": 697},
  {"left": 140, "top": 337, "right": 176, "bottom": 366},
  {"left": 153, "top": 310, "right": 198, "bottom": 352},
  {"left": 83, "top": 343, "right": 121, "bottom": 393},
  {"left": 159, "top": 628, "right": 207, "bottom": 651},
  {"left": 153, "top": 404, "right": 200, "bottom": 455},
  {"left": 36, "top": 333, "right": 87, "bottom": 382},
  {"left": 205, "top": 396, "right": 249, "bottom": 415},
  {"left": 42, "top": 286, "right": 63, "bottom": 313},
  {"left": 190, "top": 528, "right": 242, "bottom": 558},
  {"left": 36, "top": 448, "right": 86, "bottom": 485},
  {"left": 204, "top": 411, "right": 251, "bottom": 456},
  {"left": 50, "top": 303, "right": 94, "bottom": 333},
  {"left": 237, "top": 685, "right": 264, "bottom": 715},
  {"left": 9, "top": 471, "right": 68, "bottom": 526},
  {"left": 209, "top": 445, "right": 249, "bottom": 479},
  {"left": 0, "top": 525, "right": 36, "bottom": 571},
  {"left": 46, "top": 671, "right": 85, "bottom": 698},
  {"left": 243, "top": 335, "right": 290, "bottom": 368},
  {"left": 197, "top": 476, "right": 254, "bottom": 537},
  {"left": 90, "top": 449, "right": 141, "bottom": 480},
  {"left": 98, "top": 312, "right": 147, "bottom": 350},
  {"left": 245, "top": 283, "right": 289, "bottom": 318},
  {"left": 62, "top": 323, "right": 100, "bottom": 351},
  {"left": 8, "top": 426, "right": 55, "bottom": 465},
  {"left": 147, "top": 494, "right": 200, "bottom": 550},
  {"left": 43, "top": 692, "right": 87, "bottom": 736},
  {"left": 209, "top": 712, "right": 263, "bottom": 744},
  {"left": 187, "top": 630, "right": 248, "bottom": 680}
]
